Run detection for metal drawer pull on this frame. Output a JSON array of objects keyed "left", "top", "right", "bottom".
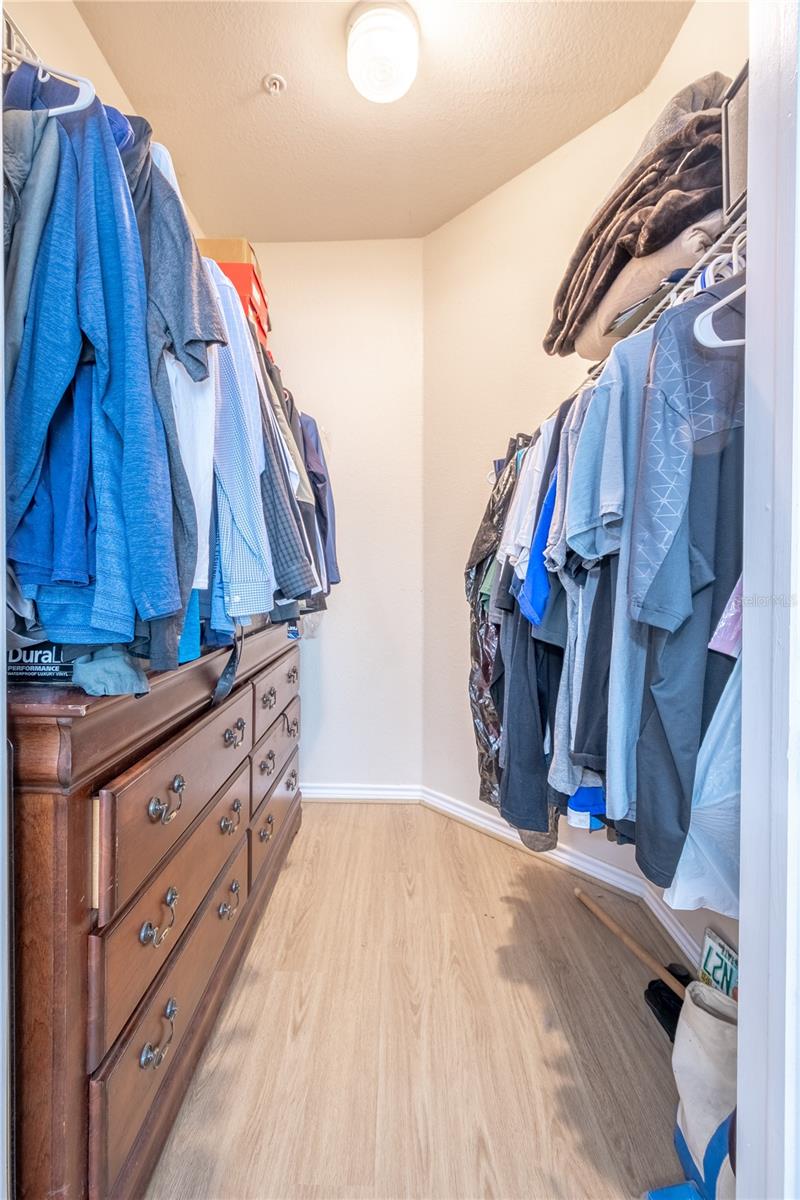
[
  {"left": 287, "top": 665, "right": 299, "bottom": 685},
  {"left": 258, "top": 813, "right": 275, "bottom": 843},
  {"left": 147, "top": 774, "right": 185, "bottom": 825},
  {"left": 139, "top": 886, "right": 179, "bottom": 948},
  {"left": 219, "top": 798, "right": 242, "bottom": 836},
  {"left": 282, "top": 713, "right": 300, "bottom": 739},
  {"left": 287, "top": 769, "right": 298, "bottom": 792},
  {"left": 259, "top": 750, "right": 276, "bottom": 776},
  {"left": 139, "top": 997, "right": 178, "bottom": 1070},
  {"left": 262, "top": 686, "right": 278, "bottom": 710},
  {"left": 223, "top": 716, "right": 247, "bottom": 749},
  {"left": 218, "top": 879, "right": 241, "bottom": 920}
]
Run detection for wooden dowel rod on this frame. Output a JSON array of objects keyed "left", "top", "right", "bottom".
[{"left": 574, "top": 886, "right": 686, "bottom": 1000}]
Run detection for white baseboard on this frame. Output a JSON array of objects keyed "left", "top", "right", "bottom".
[
  {"left": 300, "top": 783, "right": 420, "bottom": 803},
  {"left": 302, "top": 782, "right": 702, "bottom": 965}
]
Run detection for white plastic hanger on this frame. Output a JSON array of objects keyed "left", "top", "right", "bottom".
[
  {"left": 2, "top": 48, "right": 95, "bottom": 116},
  {"left": 731, "top": 230, "right": 747, "bottom": 273},
  {"left": 693, "top": 284, "right": 746, "bottom": 349}
]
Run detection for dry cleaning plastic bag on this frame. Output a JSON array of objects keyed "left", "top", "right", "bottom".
[
  {"left": 665, "top": 658, "right": 741, "bottom": 918},
  {"left": 672, "top": 982, "right": 738, "bottom": 1199}
]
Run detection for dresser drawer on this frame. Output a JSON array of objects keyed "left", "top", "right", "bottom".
[
  {"left": 95, "top": 688, "right": 253, "bottom": 925},
  {"left": 89, "top": 838, "right": 248, "bottom": 1198},
  {"left": 250, "top": 696, "right": 301, "bottom": 816},
  {"left": 250, "top": 750, "right": 300, "bottom": 887},
  {"left": 252, "top": 647, "right": 300, "bottom": 743},
  {"left": 88, "top": 762, "right": 250, "bottom": 1068}
]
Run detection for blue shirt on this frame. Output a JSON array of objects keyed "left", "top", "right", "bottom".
[
  {"left": 5, "top": 66, "right": 179, "bottom": 642},
  {"left": 519, "top": 470, "right": 557, "bottom": 625},
  {"left": 10, "top": 364, "right": 96, "bottom": 587},
  {"left": 300, "top": 412, "right": 341, "bottom": 588},
  {"left": 205, "top": 260, "right": 277, "bottom": 624}
]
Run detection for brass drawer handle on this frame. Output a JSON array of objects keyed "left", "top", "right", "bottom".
[
  {"left": 223, "top": 716, "right": 247, "bottom": 749},
  {"left": 219, "top": 798, "right": 242, "bottom": 836},
  {"left": 139, "top": 997, "right": 178, "bottom": 1070},
  {"left": 287, "top": 665, "right": 299, "bottom": 685},
  {"left": 259, "top": 750, "right": 276, "bottom": 776},
  {"left": 218, "top": 879, "right": 241, "bottom": 920},
  {"left": 147, "top": 774, "right": 185, "bottom": 825},
  {"left": 282, "top": 713, "right": 300, "bottom": 740},
  {"left": 258, "top": 813, "right": 275, "bottom": 843},
  {"left": 139, "top": 886, "right": 179, "bottom": 948},
  {"left": 262, "top": 686, "right": 277, "bottom": 710},
  {"left": 286, "top": 769, "right": 298, "bottom": 792}
]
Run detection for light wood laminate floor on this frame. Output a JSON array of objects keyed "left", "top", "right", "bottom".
[{"left": 147, "top": 803, "right": 683, "bottom": 1200}]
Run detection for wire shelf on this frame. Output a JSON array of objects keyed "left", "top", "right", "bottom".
[{"left": 627, "top": 208, "right": 747, "bottom": 339}]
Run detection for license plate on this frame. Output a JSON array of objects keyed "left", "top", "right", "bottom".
[{"left": 699, "top": 929, "right": 739, "bottom": 1000}]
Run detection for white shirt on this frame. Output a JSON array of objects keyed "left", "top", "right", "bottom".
[
  {"left": 165, "top": 347, "right": 217, "bottom": 590},
  {"left": 513, "top": 413, "right": 557, "bottom": 579}
]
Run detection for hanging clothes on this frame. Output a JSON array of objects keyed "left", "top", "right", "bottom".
[
  {"left": 119, "top": 115, "right": 227, "bottom": 670},
  {"left": 664, "top": 656, "right": 742, "bottom": 918},
  {"left": 473, "top": 264, "right": 746, "bottom": 908},
  {"left": 629, "top": 276, "right": 744, "bottom": 885},
  {"left": 4, "top": 109, "right": 60, "bottom": 386},
  {"left": 300, "top": 412, "right": 342, "bottom": 590},
  {"left": 3, "top": 60, "right": 341, "bottom": 696},
  {"left": 465, "top": 441, "right": 527, "bottom": 808},
  {"left": 5, "top": 65, "right": 180, "bottom": 644}
]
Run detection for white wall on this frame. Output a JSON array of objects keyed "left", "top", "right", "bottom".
[
  {"left": 422, "top": 0, "right": 748, "bottom": 952},
  {"left": 5, "top": 0, "right": 205, "bottom": 234},
  {"left": 253, "top": 240, "right": 425, "bottom": 793}
]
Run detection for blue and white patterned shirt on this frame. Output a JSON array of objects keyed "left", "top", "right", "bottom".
[{"left": 204, "top": 259, "right": 277, "bottom": 622}]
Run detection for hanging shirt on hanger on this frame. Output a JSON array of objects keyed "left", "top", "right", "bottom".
[
  {"left": 629, "top": 279, "right": 744, "bottom": 886},
  {"left": 5, "top": 65, "right": 180, "bottom": 643},
  {"left": 568, "top": 327, "right": 655, "bottom": 822},
  {"left": 119, "top": 114, "right": 227, "bottom": 669},
  {"left": 165, "top": 348, "right": 217, "bottom": 591},
  {"left": 301, "top": 412, "right": 342, "bottom": 589},
  {"left": 248, "top": 329, "right": 318, "bottom": 601},
  {"left": 4, "top": 109, "right": 60, "bottom": 388},
  {"left": 205, "top": 258, "right": 278, "bottom": 623}
]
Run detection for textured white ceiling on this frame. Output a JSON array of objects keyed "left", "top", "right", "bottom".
[{"left": 77, "top": 0, "right": 691, "bottom": 241}]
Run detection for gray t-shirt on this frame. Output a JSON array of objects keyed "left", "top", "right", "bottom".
[
  {"left": 590, "top": 327, "right": 656, "bottom": 821},
  {"left": 629, "top": 281, "right": 745, "bottom": 886},
  {"left": 545, "top": 385, "right": 604, "bottom": 796},
  {"left": 121, "top": 119, "right": 227, "bottom": 669},
  {"left": 5, "top": 112, "right": 60, "bottom": 387},
  {"left": 628, "top": 279, "right": 745, "bottom": 631}
]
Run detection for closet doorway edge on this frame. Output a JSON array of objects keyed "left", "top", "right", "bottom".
[
  {"left": 0, "top": 0, "right": 11, "bottom": 1192},
  {"left": 738, "top": 2, "right": 800, "bottom": 1197}
]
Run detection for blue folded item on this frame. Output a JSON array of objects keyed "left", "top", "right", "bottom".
[
  {"left": 568, "top": 784, "right": 606, "bottom": 814},
  {"left": 177, "top": 589, "right": 201, "bottom": 664},
  {"left": 519, "top": 469, "right": 558, "bottom": 626}
]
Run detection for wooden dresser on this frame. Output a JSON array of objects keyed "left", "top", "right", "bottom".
[{"left": 8, "top": 624, "right": 303, "bottom": 1199}]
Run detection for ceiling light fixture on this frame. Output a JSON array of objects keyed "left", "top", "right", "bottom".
[{"left": 346, "top": 2, "right": 419, "bottom": 104}]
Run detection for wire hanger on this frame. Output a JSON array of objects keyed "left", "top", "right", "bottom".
[
  {"left": 693, "top": 284, "right": 746, "bottom": 349},
  {"left": 2, "top": 46, "right": 95, "bottom": 117}
]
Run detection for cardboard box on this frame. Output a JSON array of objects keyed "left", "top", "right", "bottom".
[{"left": 197, "top": 237, "right": 260, "bottom": 269}]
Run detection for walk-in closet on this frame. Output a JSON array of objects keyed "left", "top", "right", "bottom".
[{"left": 2, "top": 1, "right": 799, "bottom": 1197}]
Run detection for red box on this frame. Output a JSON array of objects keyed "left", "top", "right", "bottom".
[{"left": 216, "top": 261, "right": 271, "bottom": 347}]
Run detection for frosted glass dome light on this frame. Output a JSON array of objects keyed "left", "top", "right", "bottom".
[{"left": 347, "top": 3, "right": 420, "bottom": 104}]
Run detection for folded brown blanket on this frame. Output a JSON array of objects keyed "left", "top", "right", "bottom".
[{"left": 544, "top": 110, "right": 723, "bottom": 356}]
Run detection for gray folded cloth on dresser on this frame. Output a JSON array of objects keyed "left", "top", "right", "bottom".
[{"left": 71, "top": 645, "right": 151, "bottom": 696}]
